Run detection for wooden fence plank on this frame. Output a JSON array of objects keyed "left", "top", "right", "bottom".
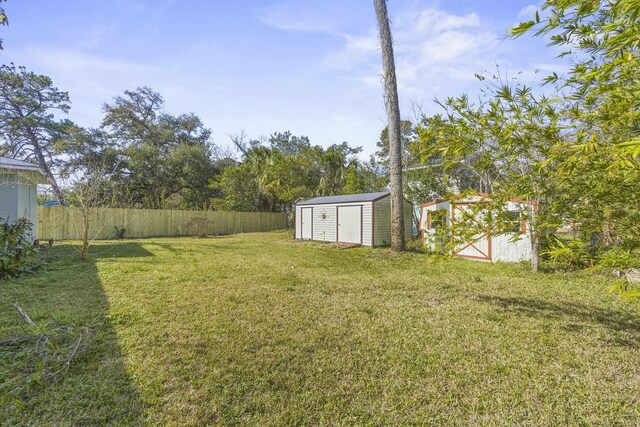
[{"left": 36, "top": 206, "right": 288, "bottom": 240}]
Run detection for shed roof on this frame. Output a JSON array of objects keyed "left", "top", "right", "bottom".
[
  {"left": 298, "top": 191, "right": 390, "bottom": 206},
  {"left": 0, "top": 156, "right": 48, "bottom": 184},
  {"left": 0, "top": 157, "right": 44, "bottom": 173}
]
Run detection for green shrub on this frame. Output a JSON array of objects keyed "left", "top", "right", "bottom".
[
  {"left": 405, "top": 237, "right": 429, "bottom": 253},
  {"left": 609, "top": 280, "right": 640, "bottom": 301},
  {"left": 0, "top": 217, "right": 37, "bottom": 279},
  {"left": 542, "top": 235, "right": 593, "bottom": 271},
  {"left": 597, "top": 247, "right": 638, "bottom": 268}
]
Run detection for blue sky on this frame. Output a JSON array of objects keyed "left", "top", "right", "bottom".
[{"left": 2, "top": 0, "right": 560, "bottom": 158}]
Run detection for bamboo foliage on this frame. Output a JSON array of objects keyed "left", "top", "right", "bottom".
[{"left": 36, "top": 206, "right": 287, "bottom": 240}]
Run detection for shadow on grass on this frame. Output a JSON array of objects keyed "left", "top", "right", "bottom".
[
  {"left": 0, "top": 242, "right": 152, "bottom": 424},
  {"left": 144, "top": 240, "right": 245, "bottom": 256},
  {"left": 82, "top": 241, "right": 156, "bottom": 259},
  {"left": 478, "top": 295, "right": 640, "bottom": 344}
]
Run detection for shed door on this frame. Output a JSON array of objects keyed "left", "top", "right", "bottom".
[
  {"left": 301, "top": 207, "right": 313, "bottom": 239},
  {"left": 452, "top": 203, "right": 491, "bottom": 261},
  {"left": 337, "top": 205, "right": 362, "bottom": 244}
]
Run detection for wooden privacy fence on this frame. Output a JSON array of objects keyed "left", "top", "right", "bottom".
[{"left": 36, "top": 206, "right": 288, "bottom": 240}]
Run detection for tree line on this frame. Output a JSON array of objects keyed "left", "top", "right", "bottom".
[{"left": 0, "top": 69, "right": 397, "bottom": 214}]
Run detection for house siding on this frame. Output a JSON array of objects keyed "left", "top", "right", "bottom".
[
  {"left": 0, "top": 173, "right": 19, "bottom": 222},
  {"left": 0, "top": 172, "right": 39, "bottom": 239}
]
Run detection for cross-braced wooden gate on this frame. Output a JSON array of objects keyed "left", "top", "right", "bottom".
[{"left": 451, "top": 202, "right": 492, "bottom": 261}]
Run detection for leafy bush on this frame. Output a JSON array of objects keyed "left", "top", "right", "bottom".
[
  {"left": 542, "top": 235, "right": 593, "bottom": 271},
  {"left": 186, "top": 217, "right": 211, "bottom": 238},
  {"left": 406, "top": 237, "right": 429, "bottom": 253},
  {"left": 597, "top": 247, "right": 638, "bottom": 268},
  {"left": 0, "top": 218, "right": 36, "bottom": 279},
  {"left": 609, "top": 280, "right": 640, "bottom": 302}
]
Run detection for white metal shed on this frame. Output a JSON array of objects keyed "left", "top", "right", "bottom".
[
  {"left": 418, "top": 194, "right": 535, "bottom": 262},
  {"left": 294, "top": 192, "right": 413, "bottom": 246},
  {"left": 0, "top": 157, "right": 48, "bottom": 239}
]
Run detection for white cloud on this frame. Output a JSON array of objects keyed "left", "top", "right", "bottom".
[
  {"left": 258, "top": 2, "right": 336, "bottom": 33},
  {"left": 402, "top": 8, "right": 481, "bottom": 36},
  {"left": 323, "top": 33, "right": 379, "bottom": 70},
  {"left": 323, "top": 6, "right": 499, "bottom": 96},
  {"left": 517, "top": 4, "right": 539, "bottom": 21},
  {"left": 20, "top": 46, "right": 159, "bottom": 74},
  {"left": 417, "top": 30, "right": 496, "bottom": 63},
  {"left": 5, "top": 46, "right": 180, "bottom": 127}
]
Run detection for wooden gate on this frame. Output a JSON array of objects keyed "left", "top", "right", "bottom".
[{"left": 451, "top": 202, "right": 492, "bottom": 261}]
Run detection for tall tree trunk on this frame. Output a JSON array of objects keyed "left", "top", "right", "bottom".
[
  {"left": 530, "top": 201, "right": 540, "bottom": 272},
  {"left": 27, "top": 131, "right": 67, "bottom": 206},
  {"left": 531, "top": 231, "right": 540, "bottom": 272},
  {"left": 374, "top": 0, "right": 405, "bottom": 252}
]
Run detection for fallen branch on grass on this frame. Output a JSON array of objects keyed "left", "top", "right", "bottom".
[
  {"left": 1, "top": 303, "right": 97, "bottom": 398},
  {"left": 14, "top": 302, "right": 37, "bottom": 327},
  {"left": 0, "top": 335, "right": 31, "bottom": 346}
]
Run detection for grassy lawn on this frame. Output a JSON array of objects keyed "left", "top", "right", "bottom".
[{"left": 1, "top": 231, "right": 639, "bottom": 425}]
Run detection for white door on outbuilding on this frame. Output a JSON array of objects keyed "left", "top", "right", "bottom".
[
  {"left": 301, "top": 207, "right": 312, "bottom": 239},
  {"left": 337, "top": 205, "right": 361, "bottom": 244}
]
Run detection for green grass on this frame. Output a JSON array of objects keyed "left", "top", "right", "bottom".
[{"left": 1, "top": 231, "right": 639, "bottom": 425}]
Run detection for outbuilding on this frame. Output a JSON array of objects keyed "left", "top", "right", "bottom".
[
  {"left": 418, "top": 194, "right": 534, "bottom": 262},
  {"left": 0, "top": 156, "right": 48, "bottom": 238},
  {"left": 294, "top": 191, "right": 413, "bottom": 246}
]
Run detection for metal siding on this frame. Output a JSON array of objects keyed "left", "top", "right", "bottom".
[
  {"left": 372, "top": 197, "right": 413, "bottom": 246},
  {"left": 29, "top": 184, "right": 38, "bottom": 239},
  {"left": 300, "top": 207, "right": 313, "bottom": 239},
  {"left": 373, "top": 197, "right": 391, "bottom": 246},
  {"left": 337, "top": 205, "right": 362, "bottom": 244},
  {"left": 294, "top": 205, "right": 302, "bottom": 239},
  {"left": 491, "top": 234, "right": 532, "bottom": 262},
  {"left": 361, "top": 202, "right": 373, "bottom": 246},
  {"left": 404, "top": 200, "right": 414, "bottom": 239},
  {"left": 295, "top": 202, "right": 373, "bottom": 246},
  {"left": 312, "top": 204, "right": 338, "bottom": 242}
]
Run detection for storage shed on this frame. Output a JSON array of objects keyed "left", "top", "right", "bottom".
[
  {"left": 295, "top": 192, "right": 413, "bottom": 246},
  {"left": 418, "top": 194, "right": 534, "bottom": 262},
  {"left": 0, "top": 157, "right": 48, "bottom": 238}
]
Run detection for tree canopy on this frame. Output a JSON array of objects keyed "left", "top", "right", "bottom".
[
  {"left": 0, "top": 64, "right": 72, "bottom": 203},
  {"left": 212, "top": 132, "right": 386, "bottom": 214}
]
